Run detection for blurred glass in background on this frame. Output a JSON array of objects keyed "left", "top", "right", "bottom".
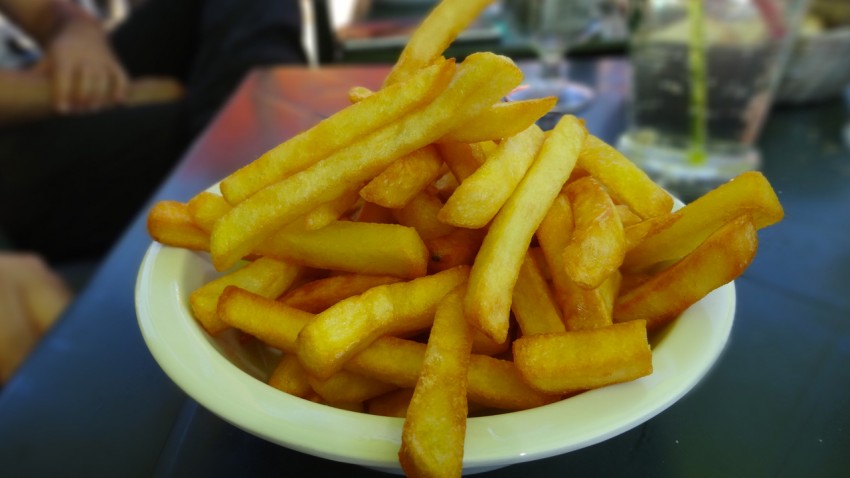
[{"left": 617, "top": 0, "right": 811, "bottom": 201}]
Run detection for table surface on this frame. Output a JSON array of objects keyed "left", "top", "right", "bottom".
[{"left": 1, "top": 58, "right": 848, "bottom": 477}]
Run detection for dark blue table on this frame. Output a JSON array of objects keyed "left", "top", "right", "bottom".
[{"left": 1, "top": 58, "right": 847, "bottom": 477}]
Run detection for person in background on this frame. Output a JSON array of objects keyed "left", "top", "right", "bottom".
[
  {"left": 0, "top": 0, "right": 306, "bottom": 385},
  {"left": 0, "top": 253, "right": 72, "bottom": 384}
]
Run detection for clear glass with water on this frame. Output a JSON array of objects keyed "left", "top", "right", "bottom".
[{"left": 617, "top": 0, "right": 809, "bottom": 200}]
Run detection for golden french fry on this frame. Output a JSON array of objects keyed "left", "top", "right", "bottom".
[
  {"left": 189, "top": 188, "right": 361, "bottom": 236},
  {"left": 220, "top": 287, "right": 556, "bottom": 410},
  {"left": 147, "top": 200, "right": 209, "bottom": 251},
  {"left": 296, "top": 266, "right": 469, "bottom": 379},
  {"left": 470, "top": 328, "right": 510, "bottom": 356},
  {"left": 392, "top": 191, "right": 456, "bottom": 241},
  {"left": 436, "top": 141, "right": 490, "bottom": 182},
  {"left": 465, "top": 354, "right": 559, "bottom": 410},
  {"left": 359, "top": 145, "right": 445, "bottom": 209},
  {"left": 615, "top": 214, "right": 758, "bottom": 330},
  {"left": 536, "top": 191, "right": 615, "bottom": 331},
  {"left": 383, "top": 0, "right": 495, "bottom": 86},
  {"left": 367, "top": 388, "right": 414, "bottom": 418},
  {"left": 622, "top": 171, "right": 782, "bottom": 272},
  {"left": 257, "top": 221, "right": 429, "bottom": 279},
  {"left": 577, "top": 135, "right": 673, "bottom": 219},
  {"left": 465, "top": 115, "right": 587, "bottom": 343},
  {"left": 291, "top": 189, "right": 362, "bottom": 230},
  {"left": 439, "top": 124, "right": 545, "bottom": 228},
  {"left": 439, "top": 97, "right": 557, "bottom": 143},
  {"left": 190, "top": 257, "right": 302, "bottom": 334},
  {"left": 309, "top": 369, "right": 397, "bottom": 404},
  {"left": 187, "top": 191, "right": 232, "bottom": 233},
  {"left": 513, "top": 320, "right": 653, "bottom": 394},
  {"left": 279, "top": 274, "right": 403, "bottom": 313},
  {"left": 562, "top": 177, "right": 625, "bottom": 289},
  {"left": 220, "top": 59, "right": 455, "bottom": 205},
  {"left": 400, "top": 285, "right": 473, "bottom": 478},
  {"left": 623, "top": 212, "right": 680, "bottom": 252},
  {"left": 345, "top": 336, "right": 557, "bottom": 411},
  {"left": 424, "top": 227, "right": 486, "bottom": 273},
  {"left": 211, "top": 53, "right": 522, "bottom": 271},
  {"left": 268, "top": 353, "right": 318, "bottom": 400},
  {"left": 218, "top": 285, "right": 312, "bottom": 352},
  {"left": 512, "top": 251, "right": 565, "bottom": 336},
  {"left": 616, "top": 204, "right": 643, "bottom": 227}
]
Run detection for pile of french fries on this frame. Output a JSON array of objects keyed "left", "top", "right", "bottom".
[{"left": 146, "top": 0, "right": 783, "bottom": 476}]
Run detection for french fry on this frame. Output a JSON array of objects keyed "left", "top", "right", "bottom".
[
  {"left": 622, "top": 171, "right": 782, "bottom": 272},
  {"left": 577, "top": 135, "right": 673, "bottom": 219},
  {"left": 399, "top": 285, "right": 473, "bottom": 478},
  {"left": 424, "top": 227, "right": 486, "bottom": 273},
  {"left": 367, "top": 388, "right": 415, "bottom": 418},
  {"left": 217, "top": 285, "right": 313, "bottom": 351},
  {"left": 190, "top": 257, "right": 302, "bottom": 334},
  {"left": 392, "top": 191, "right": 457, "bottom": 241},
  {"left": 616, "top": 204, "right": 643, "bottom": 227},
  {"left": 296, "top": 266, "right": 469, "bottom": 379},
  {"left": 436, "top": 141, "right": 490, "bottom": 182},
  {"left": 562, "top": 177, "right": 625, "bottom": 289},
  {"left": 560, "top": 272, "right": 620, "bottom": 331},
  {"left": 220, "top": 59, "right": 455, "bottom": 205},
  {"left": 511, "top": 251, "right": 565, "bottom": 336},
  {"left": 536, "top": 191, "right": 615, "bottom": 331},
  {"left": 257, "top": 221, "right": 429, "bottom": 279},
  {"left": 615, "top": 214, "right": 758, "bottom": 330},
  {"left": 439, "top": 124, "right": 545, "bottom": 228},
  {"left": 623, "top": 213, "right": 680, "bottom": 252},
  {"left": 471, "top": 328, "right": 510, "bottom": 357},
  {"left": 383, "top": 0, "right": 495, "bottom": 86},
  {"left": 345, "top": 336, "right": 557, "bottom": 411},
  {"left": 359, "top": 145, "right": 445, "bottom": 209},
  {"left": 187, "top": 191, "right": 232, "bottom": 233},
  {"left": 211, "top": 53, "right": 522, "bottom": 271},
  {"left": 440, "top": 97, "right": 557, "bottom": 143},
  {"left": 217, "top": 287, "right": 557, "bottom": 411},
  {"left": 465, "top": 115, "right": 587, "bottom": 343},
  {"left": 466, "top": 354, "right": 559, "bottom": 410},
  {"left": 279, "top": 274, "right": 403, "bottom": 313},
  {"left": 309, "top": 369, "right": 397, "bottom": 404},
  {"left": 268, "top": 354, "right": 318, "bottom": 400},
  {"left": 513, "top": 320, "right": 653, "bottom": 394},
  {"left": 147, "top": 200, "right": 209, "bottom": 251}
]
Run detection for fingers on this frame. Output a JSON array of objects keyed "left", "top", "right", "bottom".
[
  {"left": 0, "top": 253, "right": 73, "bottom": 358},
  {"left": 52, "top": 60, "right": 130, "bottom": 114},
  {"left": 0, "top": 255, "right": 52, "bottom": 383}
]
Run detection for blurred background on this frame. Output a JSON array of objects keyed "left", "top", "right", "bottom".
[{"left": 4, "top": 1, "right": 848, "bottom": 99}]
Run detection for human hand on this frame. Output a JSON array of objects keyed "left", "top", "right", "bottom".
[
  {"left": 39, "top": 14, "right": 129, "bottom": 114},
  {"left": 0, "top": 253, "right": 72, "bottom": 383}
]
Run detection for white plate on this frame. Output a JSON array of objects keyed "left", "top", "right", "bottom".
[{"left": 136, "top": 239, "right": 735, "bottom": 474}]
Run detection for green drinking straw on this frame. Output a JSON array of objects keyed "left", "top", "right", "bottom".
[{"left": 687, "top": 0, "right": 707, "bottom": 165}]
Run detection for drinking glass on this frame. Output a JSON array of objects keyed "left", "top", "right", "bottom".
[
  {"left": 617, "top": 0, "right": 811, "bottom": 200},
  {"left": 502, "top": 0, "right": 604, "bottom": 113}
]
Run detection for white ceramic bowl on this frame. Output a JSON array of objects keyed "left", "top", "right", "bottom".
[{"left": 136, "top": 238, "right": 735, "bottom": 474}]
